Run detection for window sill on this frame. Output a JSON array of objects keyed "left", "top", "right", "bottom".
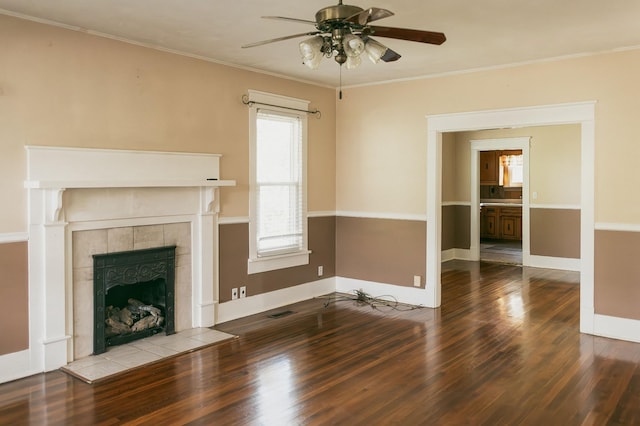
[{"left": 247, "top": 250, "right": 310, "bottom": 274}]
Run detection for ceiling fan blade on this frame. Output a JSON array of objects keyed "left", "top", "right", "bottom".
[
  {"left": 369, "top": 26, "right": 446, "bottom": 45},
  {"left": 346, "top": 7, "right": 394, "bottom": 25},
  {"left": 381, "top": 47, "right": 401, "bottom": 62},
  {"left": 242, "top": 32, "right": 319, "bottom": 48},
  {"left": 262, "top": 16, "right": 317, "bottom": 25}
]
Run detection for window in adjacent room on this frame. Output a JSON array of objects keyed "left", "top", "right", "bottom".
[
  {"left": 499, "top": 153, "right": 524, "bottom": 187},
  {"left": 247, "top": 90, "right": 309, "bottom": 274}
]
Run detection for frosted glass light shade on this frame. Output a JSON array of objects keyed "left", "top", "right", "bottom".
[
  {"left": 345, "top": 55, "right": 361, "bottom": 69},
  {"left": 299, "top": 36, "right": 325, "bottom": 69},
  {"left": 343, "top": 34, "right": 365, "bottom": 57},
  {"left": 364, "top": 38, "right": 388, "bottom": 63}
]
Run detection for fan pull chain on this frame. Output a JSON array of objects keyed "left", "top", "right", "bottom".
[{"left": 339, "top": 65, "right": 343, "bottom": 100}]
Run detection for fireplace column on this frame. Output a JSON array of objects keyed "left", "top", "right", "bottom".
[
  {"left": 195, "top": 186, "right": 218, "bottom": 327},
  {"left": 28, "top": 187, "right": 71, "bottom": 371}
]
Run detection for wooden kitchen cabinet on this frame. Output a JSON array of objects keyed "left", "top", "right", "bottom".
[
  {"left": 480, "top": 205, "right": 522, "bottom": 240},
  {"left": 480, "top": 206, "right": 499, "bottom": 239},
  {"left": 499, "top": 207, "right": 522, "bottom": 240},
  {"left": 480, "top": 151, "right": 498, "bottom": 185}
]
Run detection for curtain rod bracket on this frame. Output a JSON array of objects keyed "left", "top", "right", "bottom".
[{"left": 242, "top": 94, "right": 321, "bottom": 119}]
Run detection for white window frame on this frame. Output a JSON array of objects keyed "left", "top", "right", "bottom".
[{"left": 247, "top": 90, "right": 310, "bottom": 274}]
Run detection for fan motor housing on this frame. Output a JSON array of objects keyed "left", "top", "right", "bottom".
[{"left": 315, "top": 4, "right": 363, "bottom": 27}]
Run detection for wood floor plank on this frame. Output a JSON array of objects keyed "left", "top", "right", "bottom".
[{"left": 1, "top": 260, "right": 640, "bottom": 424}]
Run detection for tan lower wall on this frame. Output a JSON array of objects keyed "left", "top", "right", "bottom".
[
  {"left": 219, "top": 216, "right": 336, "bottom": 302},
  {"left": 530, "top": 208, "right": 580, "bottom": 259},
  {"left": 595, "top": 230, "right": 640, "bottom": 320},
  {"left": 336, "top": 216, "right": 426, "bottom": 288},
  {"left": 442, "top": 205, "right": 470, "bottom": 250},
  {"left": 0, "top": 241, "right": 29, "bottom": 355}
]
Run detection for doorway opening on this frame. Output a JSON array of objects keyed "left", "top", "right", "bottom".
[
  {"left": 426, "top": 102, "right": 595, "bottom": 335},
  {"left": 472, "top": 138, "right": 529, "bottom": 266}
]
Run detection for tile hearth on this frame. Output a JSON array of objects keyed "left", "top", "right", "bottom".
[{"left": 61, "top": 328, "right": 236, "bottom": 383}]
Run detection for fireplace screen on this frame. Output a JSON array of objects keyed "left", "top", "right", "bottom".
[{"left": 93, "top": 245, "right": 176, "bottom": 354}]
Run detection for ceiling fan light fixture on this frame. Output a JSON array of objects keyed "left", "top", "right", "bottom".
[
  {"left": 342, "top": 34, "right": 365, "bottom": 57},
  {"left": 244, "top": 1, "right": 446, "bottom": 75},
  {"left": 302, "top": 54, "right": 323, "bottom": 69},
  {"left": 364, "top": 38, "right": 388, "bottom": 63},
  {"left": 345, "top": 54, "right": 361, "bottom": 70},
  {"left": 299, "top": 36, "right": 325, "bottom": 69}
]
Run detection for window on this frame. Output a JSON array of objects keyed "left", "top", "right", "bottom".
[
  {"left": 499, "top": 154, "right": 524, "bottom": 187},
  {"left": 248, "top": 90, "right": 309, "bottom": 274}
]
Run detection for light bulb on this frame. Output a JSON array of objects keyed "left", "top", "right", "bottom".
[{"left": 343, "top": 34, "right": 365, "bottom": 57}]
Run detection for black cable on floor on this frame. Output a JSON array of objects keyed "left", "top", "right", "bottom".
[{"left": 317, "top": 290, "right": 424, "bottom": 312}]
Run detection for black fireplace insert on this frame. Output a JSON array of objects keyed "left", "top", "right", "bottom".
[{"left": 93, "top": 245, "right": 176, "bottom": 354}]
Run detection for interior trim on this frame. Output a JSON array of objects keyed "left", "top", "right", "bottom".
[
  {"left": 442, "top": 201, "right": 471, "bottom": 207},
  {"left": 595, "top": 222, "right": 640, "bottom": 232},
  {"left": 0, "top": 232, "right": 28, "bottom": 244},
  {"left": 426, "top": 101, "right": 596, "bottom": 336},
  {"left": 530, "top": 203, "right": 581, "bottom": 210},
  {"left": 217, "top": 277, "right": 336, "bottom": 323},
  {"left": 336, "top": 211, "right": 426, "bottom": 221},
  {"left": 528, "top": 255, "right": 581, "bottom": 271},
  {"left": 594, "top": 314, "right": 640, "bottom": 344}
]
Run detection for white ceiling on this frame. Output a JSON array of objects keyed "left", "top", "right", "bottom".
[{"left": 3, "top": 0, "right": 640, "bottom": 88}]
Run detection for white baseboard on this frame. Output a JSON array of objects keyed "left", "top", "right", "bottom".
[
  {"left": 441, "top": 248, "right": 472, "bottom": 262},
  {"left": 441, "top": 249, "right": 455, "bottom": 262},
  {"left": 527, "top": 254, "right": 580, "bottom": 271},
  {"left": 0, "top": 350, "right": 40, "bottom": 384},
  {"left": 335, "top": 277, "right": 429, "bottom": 307},
  {"left": 216, "top": 277, "right": 336, "bottom": 324},
  {"left": 594, "top": 314, "right": 640, "bottom": 345},
  {"left": 441, "top": 251, "right": 580, "bottom": 272}
]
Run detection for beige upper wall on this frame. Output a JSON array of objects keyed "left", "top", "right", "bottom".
[
  {"left": 452, "top": 124, "right": 581, "bottom": 205},
  {"left": 0, "top": 15, "right": 336, "bottom": 233},
  {"left": 336, "top": 48, "right": 640, "bottom": 224}
]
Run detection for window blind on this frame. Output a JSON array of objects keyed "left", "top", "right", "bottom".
[{"left": 255, "top": 109, "right": 303, "bottom": 257}]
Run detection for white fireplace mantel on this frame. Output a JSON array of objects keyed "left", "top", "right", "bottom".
[
  {"left": 24, "top": 179, "right": 236, "bottom": 189},
  {"left": 25, "top": 146, "right": 236, "bottom": 373}
]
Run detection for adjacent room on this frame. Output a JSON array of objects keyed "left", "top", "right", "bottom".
[{"left": 2, "top": 0, "right": 640, "bottom": 423}]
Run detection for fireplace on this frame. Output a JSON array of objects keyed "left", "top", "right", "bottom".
[
  {"left": 25, "top": 146, "right": 235, "bottom": 372},
  {"left": 93, "top": 245, "right": 177, "bottom": 354}
]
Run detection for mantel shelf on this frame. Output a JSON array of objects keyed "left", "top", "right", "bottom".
[{"left": 24, "top": 179, "right": 236, "bottom": 190}]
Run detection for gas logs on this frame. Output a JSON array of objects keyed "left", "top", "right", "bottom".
[{"left": 105, "top": 298, "right": 164, "bottom": 337}]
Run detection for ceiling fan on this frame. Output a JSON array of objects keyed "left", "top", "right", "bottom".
[{"left": 242, "top": 0, "right": 446, "bottom": 70}]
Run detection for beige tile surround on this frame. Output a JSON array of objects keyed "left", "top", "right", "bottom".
[{"left": 72, "top": 223, "right": 192, "bottom": 359}]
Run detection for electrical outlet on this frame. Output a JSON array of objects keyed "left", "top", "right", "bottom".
[
  {"left": 240, "top": 286, "right": 246, "bottom": 298},
  {"left": 413, "top": 275, "right": 421, "bottom": 287},
  {"left": 231, "top": 288, "right": 238, "bottom": 300},
  {"left": 318, "top": 265, "right": 324, "bottom": 276}
]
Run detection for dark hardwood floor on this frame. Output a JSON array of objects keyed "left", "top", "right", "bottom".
[
  {"left": 2, "top": 260, "right": 640, "bottom": 425},
  {"left": 480, "top": 238, "right": 522, "bottom": 265}
]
